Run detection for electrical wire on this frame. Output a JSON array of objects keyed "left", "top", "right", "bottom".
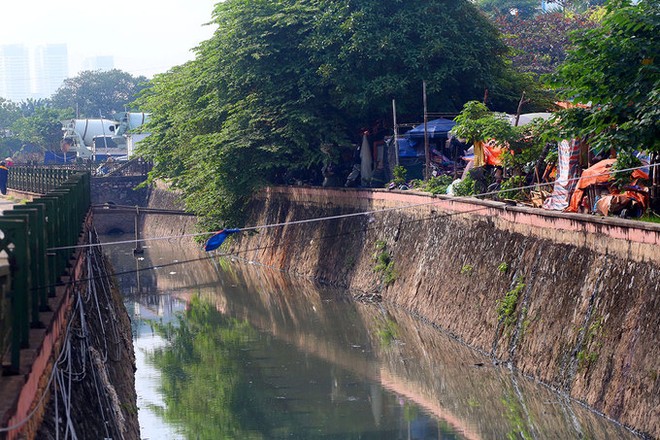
[
  {"left": 0, "top": 245, "right": 125, "bottom": 438},
  {"left": 3, "top": 158, "right": 653, "bottom": 437},
  {"left": 44, "top": 162, "right": 658, "bottom": 253},
  {"left": 2, "top": 161, "right": 654, "bottom": 433},
  {"left": 33, "top": 206, "right": 491, "bottom": 292},
  {"left": 0, "top": 279, "right": 84, "bottom": 433}
]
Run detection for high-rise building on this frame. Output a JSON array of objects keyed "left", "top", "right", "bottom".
[
  {"left": 83, "top": 55, "right": 114, "bottom": 72},
  {"left": 0, "top": 44, "right": 31, "bottom": 102},
  {"left": 33, "top": 44, "right": 69, "bottom": 99}
]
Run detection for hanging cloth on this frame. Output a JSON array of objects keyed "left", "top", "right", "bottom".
[
  {"left": 543, "top": 139, "right": 581, "bottom": 211},
  {"left": 473, "top": 140, "right": 486, "bottom": 168},
  {"left": 360, "top": 133, "right": 373, "bottom": 186}
]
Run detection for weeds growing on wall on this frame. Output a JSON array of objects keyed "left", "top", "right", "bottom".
[
  {"left": 373, "top": 240, "right": 397, "bottom": 286},
  {"left": 499, "top": 175, "right": 527, "bottom": 201},
  {"left": 417, "top": 175, "right": 454, "bottom": 195},
  {"left": 392, "top": 166, "right": 407, "bottom": 186},
  {"left": 460, "top": 264, "right": 474, "bottom": 275},
  {"left": 497, "top": 276, "right": 526, "bottom": 330},
  {"left": 577, "top": 316, "right": 604, "bottom": 371},
  {"left": 453, "top": 174, "right": 476, "bottom": 196}
]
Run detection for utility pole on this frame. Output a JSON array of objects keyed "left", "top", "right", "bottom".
[
  {"left": 423, "top": 81, "right": 430, "bottom": 181},
  {"left": 514, "top": 91, "right": 526, "bottom": 127},
  {"left": 392, "top": 99, "right": 399, "bottom": 167}
]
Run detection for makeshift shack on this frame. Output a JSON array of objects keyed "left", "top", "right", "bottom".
[
  {"left": 406, "top": 118, "right": 457, "bottom": 140},
  {"left": 566, "top": 158, "right": 649, "bottom": 217},
  {"left": 396, "top": 118, "right": 463, "bottom": 179}
]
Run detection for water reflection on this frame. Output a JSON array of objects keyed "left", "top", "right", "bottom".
[{"left": 103, "top": 238, "right": 639, "bottom": 440}]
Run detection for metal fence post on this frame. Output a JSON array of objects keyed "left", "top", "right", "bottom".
[{"left": 0, "top": 218, "right": 30, "bottom": 373}]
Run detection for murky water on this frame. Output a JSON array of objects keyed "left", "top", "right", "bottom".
[{"left": 104, "top": 238, "right": 641, "bottom": 440}]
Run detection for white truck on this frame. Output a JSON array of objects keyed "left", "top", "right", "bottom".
[{"left": 60, "top": 112, "right": 150, "bottom": 161}]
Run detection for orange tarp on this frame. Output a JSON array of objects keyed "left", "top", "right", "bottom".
[
  {"left": 483, "top": 140, "right": 506, "bottom": 167},
  {"left": 473, "top": 140, "right": 508, "bottom": 168},
  {"left": 567, "top": 159, "right": 649, "bottom": 212},
  {"left": 555, "top": 101, "right": 591, "bottom": 109},
  {"left": 574, "top": 159, "right": 616, "bottom": 190}
]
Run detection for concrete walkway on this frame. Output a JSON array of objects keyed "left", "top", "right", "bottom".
[
  {"left": 0, "top": 196, "right": 19, "bottom": 263},
  {"left": 0, "top": 195, "right": 24, "bottom": 261},
  {"left": 0, "top": 197, "right": 17, "bottom": 214},
  {"left": 0, "top": 191, "right": 29, "bottom": 214}
]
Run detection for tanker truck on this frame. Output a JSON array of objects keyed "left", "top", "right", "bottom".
[
  {"left": 59, "top": 112, "right": 150, "bottom": 162},
  {"left": 116, "top": 112, "right": 151, "bottom": 158},
  {"left": 116, "top": 112, "right": 150, "bottom": 136}
]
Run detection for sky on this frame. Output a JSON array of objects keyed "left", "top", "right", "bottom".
[{"left": 1, "top": 0, "right": 219, "bottom": 79}]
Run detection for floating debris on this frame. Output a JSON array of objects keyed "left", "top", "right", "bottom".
[{"left": 354, "top": 291, "right": 382, "bottom": 303}]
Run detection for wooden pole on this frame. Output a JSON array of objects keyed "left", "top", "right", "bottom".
[
  {"left": 652, "top": 153, "right": 659, "bottom": 212},
  {"left": 392, "top": 99, "right": 399, "bottom": 167},
  {"left": 514, "top": 91, "right": 526, "bottom": 127},
  {"left": 423, "top": 81, "right": 430, "bottom": 181},
  {"left": 133, "top": 206, "right": 143, "bottom": 255}
]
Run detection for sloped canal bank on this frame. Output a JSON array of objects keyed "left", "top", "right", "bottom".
[
  {"left": 107, "top": 237, "right": 643, "bottom": 439},
  {"left": 223, "top": 186, "right": 659, "bottom": 438}
]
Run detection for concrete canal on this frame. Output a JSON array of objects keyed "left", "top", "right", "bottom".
[
  {"left": 104, "top": 236, "right": 643, "bottom": 439},
  {"left": 2, "top": 180, "right": 654, "bottom": 438}
]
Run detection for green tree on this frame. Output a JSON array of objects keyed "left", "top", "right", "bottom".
[
  {"left": 51, "top": 69, "right": 148, "bottom": 118},
  {"left": 136, "top": 0, "right": 530, "bottom": 229},
  {"left": 451, "top": 101, "right": 518, "bottom": 148},
  {"left": 18, "top": 98, "right": 52, "bottom": 117},
  {"left": 0, "top": 98, "right": 20, "bottom": 132},
  {"left": 11, "top": 107, "right": 68, "bottom": 152},
  {"left": 0, "top": 99, "right": 25, "bottom": 159},
  {"left": 495, "top": 11, "right": 600, "bottom": 76},
  {"left": 552, "top": 0, "right": 659, "bottom": 153}
]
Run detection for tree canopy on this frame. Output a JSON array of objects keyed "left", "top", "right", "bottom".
[
  {"left": 475, "top": 0, "right": 607, "bottom": 18},
  {"left": 51, "top": 69, "right": 148, "bottom": 118},
  {"left": 495, "top": 11, "right": 600, "bottom": 76},
  {"left": 0, "top": 98, "right": 20, "bottom": 133},
  {"left": 553, "top": 0, "right": 659, "bottom": 153},
  {"left": 136, "top": 0, "right": 530, "bottom": 228},
  {"left": 10, "top": 105, "right": 69, "bottom": 152},
  {"left": 452, "top": 101, "right": 516, "bottom": 146}
]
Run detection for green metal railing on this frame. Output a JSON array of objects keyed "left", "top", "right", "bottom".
[
  {"left": 0, "top": 168, "right": 91, "bottom": 374},
  {"left": 7, "top": 166, "right": 78, "bottom": 195}
]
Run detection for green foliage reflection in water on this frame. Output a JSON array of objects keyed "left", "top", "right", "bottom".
[
  {"left": 145, "top": 295, "right": 421, "bottom": 440},
  {"left": 501, "top": 389, "right": 534, "bottom": 440},
  {"left": 375, "top": 316, "right": 400, "bottom": 348},
  {"left": 148, "top": 296, "right": 267, "bottom": 439}
]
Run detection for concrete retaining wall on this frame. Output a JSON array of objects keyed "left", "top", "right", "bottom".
[
  {"left": 0, "top": 213, "right": 139, "bottom": 439},
  {"left": 91, "top": 176, "right": 150, "bottom": 234},
  {"left": 223, "top": 186, "right": 659, "bottom": 438}
]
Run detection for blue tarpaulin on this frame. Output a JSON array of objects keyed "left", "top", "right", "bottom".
[
  {"left": 397, "top": 137, "right": 420, "bottom": 158},
  {"left": 204, "top": 228, "right": 241, "bottom": 252},
  {"left": 44, "top": 151, "right": 76, "bottom": 164},
  {"left": 407, "top": 118, "right": 456, "bottom": 139}
]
